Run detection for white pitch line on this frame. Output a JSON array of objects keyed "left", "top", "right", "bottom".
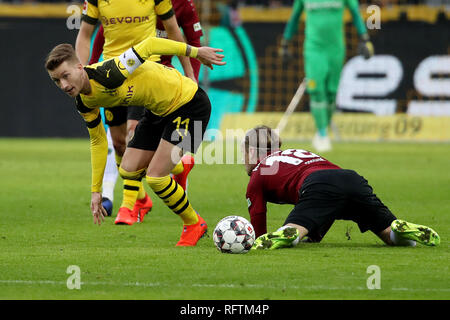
[{"left": 0, "top": 280, "right": 449, "bottom": 292}]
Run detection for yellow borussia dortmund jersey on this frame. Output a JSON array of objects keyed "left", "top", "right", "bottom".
[
  {"left": 74, "top": 35, "right": 200, "bottom": 192},
  {"left": 78, "top": 59, "right": 198, "bottom": 117},
  {"left": 82, "top": 0, "right": 174, "bottom": 60}
]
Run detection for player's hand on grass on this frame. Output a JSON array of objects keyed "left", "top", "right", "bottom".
[
  {"left": 197, "top": 47, "right": 226, "bottom": 70},
  {"left": 91, "top": 192, "right": 107, "bottom": 225},
  {"left": 358, "top": 34, "right": 374, "bottom": 59}
]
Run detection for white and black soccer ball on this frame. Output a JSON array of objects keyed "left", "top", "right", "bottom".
[{"left": 213, "top": 215, "right": 256, "bottom": 254}]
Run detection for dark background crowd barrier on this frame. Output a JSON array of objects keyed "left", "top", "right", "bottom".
[
  {"left": 0, "top": 3, "right": 448, "bottom": 137},
  {"left": 0, "top": 17, "right": 86, "bottom": 137}
]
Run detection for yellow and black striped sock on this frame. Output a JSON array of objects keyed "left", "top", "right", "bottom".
[
  {"left": 121, "top": 179, "right": 140, "bottom": 210},
  {"left": 171, "top": 160, "right": 184, "bottom": 176},
  {"left": 146, "top": 175, "right": 198, "bottom": 225},
  {"left": 136, "top": 183, "right": 146, "bottom": 200},
  {"left": 118, "top": 167, "right": 147, "bottom": 210}
]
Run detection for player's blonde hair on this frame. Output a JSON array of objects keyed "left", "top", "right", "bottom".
[
  {"left": 45, "top": 43, "right": 79, "bottom": 71},
  {"left": 243, "top": 125, "right": 282, "bottom": 156}
]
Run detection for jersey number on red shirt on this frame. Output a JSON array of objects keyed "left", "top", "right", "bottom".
[{"left": 265, "top": 149, "right": 320, "bottom": 166}]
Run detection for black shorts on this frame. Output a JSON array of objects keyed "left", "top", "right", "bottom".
[
  {"left": 127, "top": 87, "right": 211, "bottom": 153},
  {"left": 103, "top": 106, "right": 145, "bottom": 127},
  {"left": 284, "top": 169, "right": 397, "bottom": 242}
]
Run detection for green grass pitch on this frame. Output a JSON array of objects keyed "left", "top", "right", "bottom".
[{"left": 0, "top": 138, "right": 449, "bottom": 300}]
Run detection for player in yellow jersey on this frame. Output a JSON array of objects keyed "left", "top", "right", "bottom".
[
  {"left": 76, "top": 0, "right": 197, "bottom": 224},
  {"left": 45, "top": 36, "right": 226, "bottom": 246},
  {"left": 77, "top": 0, "right": 195, "bottom": 76}
]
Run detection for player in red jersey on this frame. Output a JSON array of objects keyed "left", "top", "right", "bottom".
[
  {"left": 242, "top": 126, "right": 440, "bottom": 250},
  {"left": 156, "top": 0, "right": 203, "bottom": 80}
]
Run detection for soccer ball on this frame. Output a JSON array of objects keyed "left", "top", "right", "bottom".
[{"left": 213, "top": 215, "right": 256, "bottom": 254}]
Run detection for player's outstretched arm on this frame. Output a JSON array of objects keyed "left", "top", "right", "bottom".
[
  {"left": 114, "top": 37, "right": 225, "bottom": 77},
  {"left": 76, "top": 101, "right": 109, "bottom": 224},
  {"left": 88, "top": 119, "right": 108, "bottom": 225},
  {"left": 133, "top": 36, "right": 225, "bottom": 68}
]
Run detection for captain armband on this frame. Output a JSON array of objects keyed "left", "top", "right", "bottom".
[{"left": 118, "top": 47, "right": 145, "bottom": 75}]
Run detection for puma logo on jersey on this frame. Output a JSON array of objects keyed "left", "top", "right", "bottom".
[{"left": 122, "top": 86, "right": 134, "bottom": 104}]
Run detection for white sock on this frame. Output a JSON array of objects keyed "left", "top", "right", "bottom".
[
  {"left": 390, "top": 230, "right": 416, "bottom": 247},
  {"left": 102, "top": 128, "right": 119, "bottom": 201},
  {"left": 277, "top": 225, "right": 300, "bottom": 247}
]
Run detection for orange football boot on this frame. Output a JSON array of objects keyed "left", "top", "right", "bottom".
[
  {"left": 173, "top": 154, "right": 195, "bottom": 191},
  {"left": 114, "top": 207, "right": 138, "bottom": 225},
  {"left": 176, "top": 215, "right": 208, "bottom": 246},
  {"left": 133, "top": 194, "right": 153, "bottom": 223}
]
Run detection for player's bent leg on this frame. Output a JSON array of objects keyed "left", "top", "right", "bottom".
[
  {"left": 126, "top": 106, "right": 145, "bottom": 144},
  {"left": 284, "top": 223, "right": 309, "bottom": 240},
  {"left": 172, "top": 154, "right": 195, "bottom": 191},
  {"left": 305, "top": 49, "right": 331, "bottom": 152},
  {"left": 310, "top": 94, "right": 331, "bottom": 152},
  {"left": 109, "top": 123, "right": 127, "bottom": 156},
  {"left": 391, "top": 219, "right": 440, "bottom": 246},
  {"left": 377, "top": 226, "right": 416, "bottom": 247},
  {"left": 146, "top": 174, "right": 207, "bottom": 246},
  {"left": 146, "top": 140, "right": 207, "bottom": 246},
  {"left": 326, "top": 49, "right": 344, "bottom": 126},
  {"left": 377, "top": 227, "right": 396, "bottom": 246},
  {"left": 126, "top": 119, "right": 139, "bottom": 144},
  {"left": 146, "top": 139, "right": 183, "bottom": 178},
  {"left": 326, "top": 94, "right": 337, "bottom": 126},
  {"left": 118, "top": 167, "right": 153, "bottom": 224},
  {"left": 109, "top": 123, "right": 132, "bottom": 223},
  {"left": 115, "top": 148, "right": 154, "bottom": 225},
  {"left": 115, "top": 167, "right": 148, "bottom": 225}
]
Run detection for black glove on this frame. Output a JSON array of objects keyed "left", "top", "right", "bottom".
[
  {"left": 278, "top": 39, "right": 293, "bottom": 61},
  {"left": 358, "top": 34, "right": 374, "bottom": 59}
]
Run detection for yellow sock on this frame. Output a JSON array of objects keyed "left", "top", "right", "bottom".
[
  {"left": 118, "top": 167, "right": 147, "bottom": 209},
  {"left": 146, "top": 175, "right": 198, "bottom": 225},
  {"left": 137, "top": 182, "right": 146, "bottom": 200},
  {"left": 171, "top": 160, "right": 184, "bottom": 175},
  {"left": 121, "top": 179, "right": 140, "bottom": 210},
  {"left": 115, "top": 154, "right": 123, "bottom": 168}
]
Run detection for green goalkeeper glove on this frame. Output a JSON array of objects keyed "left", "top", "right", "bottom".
[{"left": 358, "top": 34, "right": 374, "bottom": 59}]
